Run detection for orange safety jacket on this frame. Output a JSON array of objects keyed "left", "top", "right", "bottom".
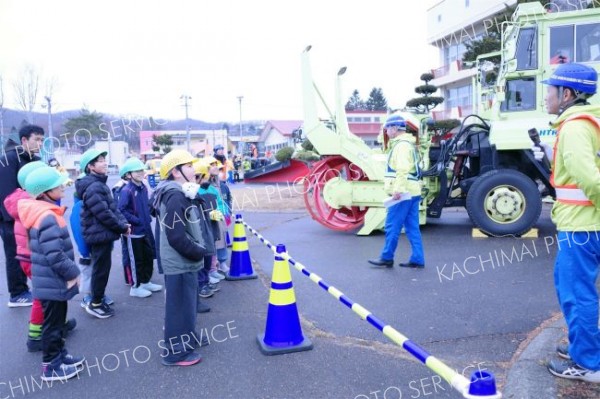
[{"left": 551, "top": 113, "right": 600, "bottom": 206}]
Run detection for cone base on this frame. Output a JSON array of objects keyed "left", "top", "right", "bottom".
[
  {"left": 256, "top": 333, "right": 313, "bottom": 356},
  {"left": 226, "top": 272, "right": 258, "bottom": 281}
]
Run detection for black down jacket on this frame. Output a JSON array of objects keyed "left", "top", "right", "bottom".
[{"left": 75, "top": 173, "right": 129, "bottom": 245}]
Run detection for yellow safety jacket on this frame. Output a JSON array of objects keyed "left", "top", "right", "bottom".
[
  {"left": 383, "top": 134, "right": 422, "bottom": 197},
  {"left": 550, "top": 104, "right": 600, "bottom": 231}
]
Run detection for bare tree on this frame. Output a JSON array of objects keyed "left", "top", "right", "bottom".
[{"left": 13, "top": 65, "right": 39, "bottom": 123}]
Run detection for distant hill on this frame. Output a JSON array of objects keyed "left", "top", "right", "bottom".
[
  {"left": 1, "top": 108, "right": 232, "bottom": 139},
  {"left": 0, "top": 107, "right": 265, "bottom": 149}
]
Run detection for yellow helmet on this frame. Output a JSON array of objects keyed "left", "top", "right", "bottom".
[
  {"left": 203, "top": 156, "right": 218, "bottom": 165},
  {"left": 193, "top": 159, "right": 209, "bottom": 177},
  {"left": 159, "top": 150, "right": 198, "bottom": 179}
]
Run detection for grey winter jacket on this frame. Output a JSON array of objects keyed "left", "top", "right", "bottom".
[{"left": 151, "top": 181, "right": 206, "bottom": 275}]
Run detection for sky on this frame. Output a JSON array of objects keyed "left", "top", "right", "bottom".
[{"left": 0, "top": 0, "right": 439, "bottom": 124}]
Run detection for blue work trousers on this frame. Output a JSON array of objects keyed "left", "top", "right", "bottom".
[
  {"left": 380, "top": 196, "right": 424, "bottom": 264},
  {"left": 554, "top": 231, "right": 600, "bottom": 370}
]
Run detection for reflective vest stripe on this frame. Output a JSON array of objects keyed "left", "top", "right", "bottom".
[
  {"left": 554, "top": 187, "right": 593, "bottom": 206},
  {"left": 551, "top": 114, "right": 600, "bottom": 207},
  {"left": 384, "top": 140, "right": 421, "bottom": 181}
]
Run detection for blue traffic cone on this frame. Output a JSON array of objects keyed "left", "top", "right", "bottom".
[
  {"left": 257, "top": 244, "right": 313, "bottom": 355},
  {"left": 226, "top": 214, "right": 257, "bottom": 281},
  {"left": 464, "top": 371, "right": 501, "bottom": 399}
]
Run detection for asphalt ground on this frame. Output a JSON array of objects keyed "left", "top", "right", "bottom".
[{"left": 0, "top": 178, "right": 580, "bottom": 399}]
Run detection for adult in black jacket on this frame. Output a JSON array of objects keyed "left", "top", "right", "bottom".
[
  {"left": 75, "top": 149, "right": 130, "bottom": 319},
  {"left": 0, "top": 125, "right": 44, "bottom": 306}
]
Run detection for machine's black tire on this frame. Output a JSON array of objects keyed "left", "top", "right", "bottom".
[{"left": 466, "top": 169, "right": 542, "bottom": 237}]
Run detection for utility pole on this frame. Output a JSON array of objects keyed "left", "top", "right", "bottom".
[
  {"left": 237, "top": 95, "right": 243, "bottom": 155},
  {"left": 181, "top": 94, "right": 192, "bottom": 153},
  {"left": 44, "top": 96, "right": 53, "bottom": 140}
]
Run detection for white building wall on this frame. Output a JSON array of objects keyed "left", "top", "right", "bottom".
[
  {"left": 94, "top": 141, "right": 129, "bottom": 167},
  {"left": 264, "top": 128, "right": 292, "bottom": 150},
  {"left": 427, "top": 0, "right": 518, "bottom": 119}
]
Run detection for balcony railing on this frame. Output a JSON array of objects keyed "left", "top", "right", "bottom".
[
  {"left": 432, "top": 109, "right": 453, "bottom": 121},
  {"left": 431, "top": 60, "right": 465, "bottom": 79}
]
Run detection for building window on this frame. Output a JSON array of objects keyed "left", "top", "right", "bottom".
[
  {"left": 445, "top": 84, "right": 472, "bottom": 109},
  {"left": 438, "top": 14, "right": 441, "bottom": 23},
  {"left": 444, "top": 42, "right": 467, "bottom": 65},
  {"left": 465, "top": 0, "right": 469, "bottom": 7}
]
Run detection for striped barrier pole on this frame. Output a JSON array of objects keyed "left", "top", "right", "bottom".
[{"left": 241, "top": 219, "right": 502, "bottom": 399}]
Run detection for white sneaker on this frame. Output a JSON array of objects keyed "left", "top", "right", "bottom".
[
  {"left": 130, "top": 286, "right": 152, "bottom": 298},
  {"left": 140, "top": 282, "right": 163, "bottom": 292},
  {"left": 218, "top": 261, "right": 230, "bottom": 273},
  {"left": 209, "top": 275, "right": 220, "bottom": 285},
  {"left": 209, "top": 270, "right": 225, "bottom": 281}
]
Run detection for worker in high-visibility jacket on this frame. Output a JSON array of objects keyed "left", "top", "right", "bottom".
[
  {"left": 368, "top": 114, "right": 424, "bottom": 269},
  {"left": 542, "top": 63, "right": 600, "bottom": 383}
]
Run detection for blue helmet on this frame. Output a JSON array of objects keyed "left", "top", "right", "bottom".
[
  {"left": 214, "top": 144, "right": 224, "bottom": 152},
  {"left": 384, "top": 115, "right": 407, "bottom": 130},
  {"left": 541, "top": 63, "right": 597, "bottom": 95}
]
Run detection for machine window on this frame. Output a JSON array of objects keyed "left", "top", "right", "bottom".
[
  {"left": 576, "top": 23, "right": 600, "bottom": 62},
  {"left": 516, "top": 28, "right": 537, "bottom": 70},
  {"left": 501, "top": 78, "right": 536, "bottom": 112},
  {"left": 549, "top": 25, "right": 574, "bottom": 64}
]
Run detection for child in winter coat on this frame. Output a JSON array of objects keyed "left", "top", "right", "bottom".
[
  {"left": 117, "top": 157, "right": 162, "bottom": 298},
  {"left": 190, "top": 160, "right": 223, "bottom": 311},
  {"left": 75, "top": 149, "right": 130, "bottom": 319},
  {"left": 4, "top": 161, "right": 76, "bottom": 352},
  {"left": 19, "top": 166, "right": 84, "bottom": 382},
  {"left": 199, "top": 157, "right": 230, "bottom": 279},
  {"left": 150, "top": 150, "right": 207, "bottom": 367}
]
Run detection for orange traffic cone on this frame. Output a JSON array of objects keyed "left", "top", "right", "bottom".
[
  {"left": 226, "top": 214, "right": 257, "bottom": 280},
  {"left": 257, "top": 244, "right": 313, "bottom": 355}
]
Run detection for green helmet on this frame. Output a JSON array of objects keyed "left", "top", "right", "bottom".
[
  {"left": 17, "top": 161, "right": 47, "bottom": 188},
  {"left": 120, "top": 157, "right": 146, "bottom": 178},
  {"left": 24, "top": 167, "right": 69, "bottom": 198},
  {"left": 80, "top": 149, "right": 108, "bottom": 174}
]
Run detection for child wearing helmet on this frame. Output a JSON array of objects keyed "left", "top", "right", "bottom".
[
  {"left": 150, "top": 150, "right": 208, "bottom": 367},
  {"left": 75, "top": 149, "right": 131, "bottom": 319},
  {"left": 117, "top": 157, "right": 162, "bottom": 298},
  {"left": 541, "top": 63, "right": 600, "bottom": 382},
  {"left": 368, "top": 114, "right": 425, "bottom": 269},
  {"left": 111, "top": 170, "right": 133, "bottom": 288},
  {"left": 199, "top": 157, "right": 230, "bottom": 278},
  {"left": 3, "top": 162, "right": 76, "bottom": 352},
  {"left": 192, "top": 160, "right": 221, "bottom": 310},
  {"left": 18, "top": 166, "right": 84, "bottom": 382}
]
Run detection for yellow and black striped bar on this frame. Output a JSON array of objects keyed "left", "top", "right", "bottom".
[{"left": 241, "top": 220, "right": 502, "bottom": 399}]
